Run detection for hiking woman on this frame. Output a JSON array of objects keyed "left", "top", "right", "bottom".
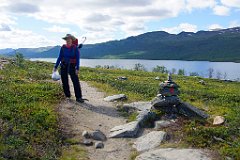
[{"left": 53, "top": 34, "right": 84, "bottom": 103}]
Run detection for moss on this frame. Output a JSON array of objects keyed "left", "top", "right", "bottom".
[
  {"left": 60, "top": 145, "right": 89, "bottom": 160},
  {"left": 130, "top": 150, "right": 139, "bottom": 160},
  {"left": 0, "top": 59, "right": 63, "bottom": 159}
]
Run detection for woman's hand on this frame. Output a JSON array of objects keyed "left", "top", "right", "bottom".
[
  {"left": 53, "top": 68, "right": 57, "bottom": 72},
  {"left": 75, "top": 69, "right": 79, "bottom": 75}
]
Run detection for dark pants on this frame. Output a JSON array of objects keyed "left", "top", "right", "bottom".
[{"left": 60, "top": 63, "right": 82, "bottom": 99}]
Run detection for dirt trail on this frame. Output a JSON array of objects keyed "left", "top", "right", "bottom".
[{"left": 59, "top": 81, "right": 133, "bottom": 160}]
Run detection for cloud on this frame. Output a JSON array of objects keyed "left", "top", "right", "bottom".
[
  {"left": 208, "top": 24, "right": 223, "bottom": 30},
  {"left": 6, "top": 2, "right": 40, "bottom": 13},
  {"left": 213, "top": 5, "right": 230, "bottom": 16},
  {"left": 186, "top": 0, "right": 216, "bottom": 11},
  {"left": 162, "top": 23, "right": 198, "bottom": 34},
  {"left": 0, "top": 0, "right": 186, "bottom": 45},
  {"left": 124, "top": 8, "right": 173, "bottom": 18},
  {"left": 84, "top": 0, "right": 152, "bottom": 8},
  {"left": 0, "top": 28, "right": 55, "bottom": 49},
  {"left": 0, "top": 24, "right": 11, "bottom": 31},
  {"left": 229, "top": 20, "right": 240, "bottom": 28},
  {"left": 121, "top": 23, "right": 146, "bottom": 37},
  {"left": 0, "top": 14, "right": 16, "bottom": 25},
  {"left": 84, "top": 13, "right": 111, "bottom": 23},
  {"left": 220, "top": 0, "right": 240, "bottom": 8},
  {"left": 44, "top": 25, "right": 70, "bottom": 33}
]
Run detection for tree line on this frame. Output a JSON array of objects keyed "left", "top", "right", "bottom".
[{"left": 96, "top": 63, "right": 230, "bottom": 80}]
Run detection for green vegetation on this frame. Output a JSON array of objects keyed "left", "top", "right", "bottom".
[
  {"left": 0, "top": 59, "right": 64, "bottom": 159},
  {"left": 152, "top": 65, "right": 168, "bottom": 74},
  {"left": 60, "top": 145, "right": 89, "bottom": 160},
  {"left": 79, "top": 67, "right": 240, "bottom": 159},
  {"left": 1, "top": 58, "right": 239, "bottom": 159}
]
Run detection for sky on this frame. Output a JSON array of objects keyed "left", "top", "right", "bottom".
[{"left": 0, "top": 0, "right": 240, "bottom": 49}]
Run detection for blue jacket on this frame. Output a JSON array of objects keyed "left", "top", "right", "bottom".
[{"left": 54, "top": 45, "right": 80, "bottom": 70}]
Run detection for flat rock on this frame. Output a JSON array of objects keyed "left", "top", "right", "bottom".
[
  {"left": 104, "top": 94, "right": 127, "bottom": 102},
  {"left": 133, "top": 131, "right": 167, "bottom": 152},
  {"left": 95, "top": 141, "right": 104, "bottom": 149},
  {"left": 154, "top": 120, "right": 173, "bottom": 129},
  {"left": 136, "top": 148, "right": 211, "bottom": 160},
  {"left": 178, "top": 102, "right": 209, "bottom": 119},
  {"left": 213, "top": 116, "right": 225, "bottom": 125},
  {"left": 109, "top": 121, "right": 139, "bottom": 138},
  {"left": 123, "top": 102, "right": 152, "bottom": 111},
  {"left": 90, "top": 130, "right": 107, "bottom": 141}
]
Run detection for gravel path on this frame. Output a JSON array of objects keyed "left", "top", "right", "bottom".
[{"left": 59, "top": 81, "right": 133, "bottom": 160}]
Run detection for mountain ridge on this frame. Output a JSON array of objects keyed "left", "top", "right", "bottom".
[{"left": 1, "top": 27, "right": 240, "bottom": 62}]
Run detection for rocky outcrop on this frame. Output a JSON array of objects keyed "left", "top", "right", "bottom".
[
  {"left": 109, "top": 121, "right": 140, "bottom": 138},
  {"left": 136, "top": 148, "right": 211, "bottom": 160},
  {"left": 133, "top": 131, "right": 167, "bottom": 152},
  {"left": 104, "top": 94, "right": 127, "bottom": 102}
]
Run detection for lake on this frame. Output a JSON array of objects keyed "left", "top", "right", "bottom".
[{"left": 30, "top": 58, "right": 240, "bottom": 80}]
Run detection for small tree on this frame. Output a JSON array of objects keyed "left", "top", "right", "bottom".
[
  {"left": 152, "top": 65, "right": 167, "bottom": 73},
  {"left": 223, "top": 72, "right": 227, "bottom": 79},
  {"left": 216, "top": 71, "right": 222, "bottom": 80},
  {"left": 134, "top": 63, "right": 146, "bottom": 71},
  {"left": 171, "top": 68, "right": 176, "bottom": 74},
  {"left": 95, "top": 65, "right": 102, "bottom": 68},
  {"left": 208, "top": 68, "right": 214, "bottom": 78},
  {"left": 178, "top": 69, "right": 185, "bottom": 76},
  {"left": 15, "top": 52, "right": 24, "bottom": 67},
  {"left": 189, "top": 72, "right": 199, "bottom": 76}
]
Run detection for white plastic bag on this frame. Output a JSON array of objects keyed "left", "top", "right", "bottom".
[{"left": 52, "top": 71, "right": 61, "bottom": 81}]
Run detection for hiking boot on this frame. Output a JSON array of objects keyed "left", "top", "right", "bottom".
[
  {"left": 66, "top": 97, "right": 71, "bottom": 103},
  {"left": 76, "top": 98, "right": 85, "bottom": 103}
]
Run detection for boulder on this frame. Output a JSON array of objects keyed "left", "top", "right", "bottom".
[
  {"left": 199, "top": 80, "right": 206, "bottom": 85},
  {"left": 213, "top": 116, "right": 225, "bottom": 125},
  {"left": 154, "top": 120, "right": 173, "bottom": 129},
  {"left": 117, "top": 76, "right": 128, "bottom": 80},
  {"left": 104, "top": 94, "right": 127, "bottom": 102},
  {"left": 82, "top": 130, "right": 90, "bottom": 138},
  {"left": 109, "top": 121, "right": 140, "bottom": 138},
  {"left": 95, "top": 141, "right": 104, "bottom": 149},
  {"left": 83, "top": 139, "right": 93, "bottom": 146},
  {"left": 133, "top": 131, "right": 167, "bottom": 152},
  {"left": 136, "top": 148, "right": 211, "bottom": 160},
  {"left": 90, "top": 130, "right": 107, "bottom": 141}
]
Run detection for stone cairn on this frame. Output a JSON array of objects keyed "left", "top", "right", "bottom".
[
  {"left": 109, "top": 74, "right": 209, "bottom": 138},
  {"left": 151, "top": 74, "right": 209, "bottom": 119}
]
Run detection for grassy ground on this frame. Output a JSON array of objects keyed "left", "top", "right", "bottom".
[
  {"left": 0, "top": 59, "right": 88, "bottom": 160},
  {"left": 1, "top": 59, "right": 239, "bottom": 159},
  {"left": 79, "top": 67, "right": 240, "bottom": 159}
]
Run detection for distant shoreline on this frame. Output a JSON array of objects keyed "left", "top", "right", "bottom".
[{"left": 27, "top": 57, "right": 240, "bottom": 63}]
